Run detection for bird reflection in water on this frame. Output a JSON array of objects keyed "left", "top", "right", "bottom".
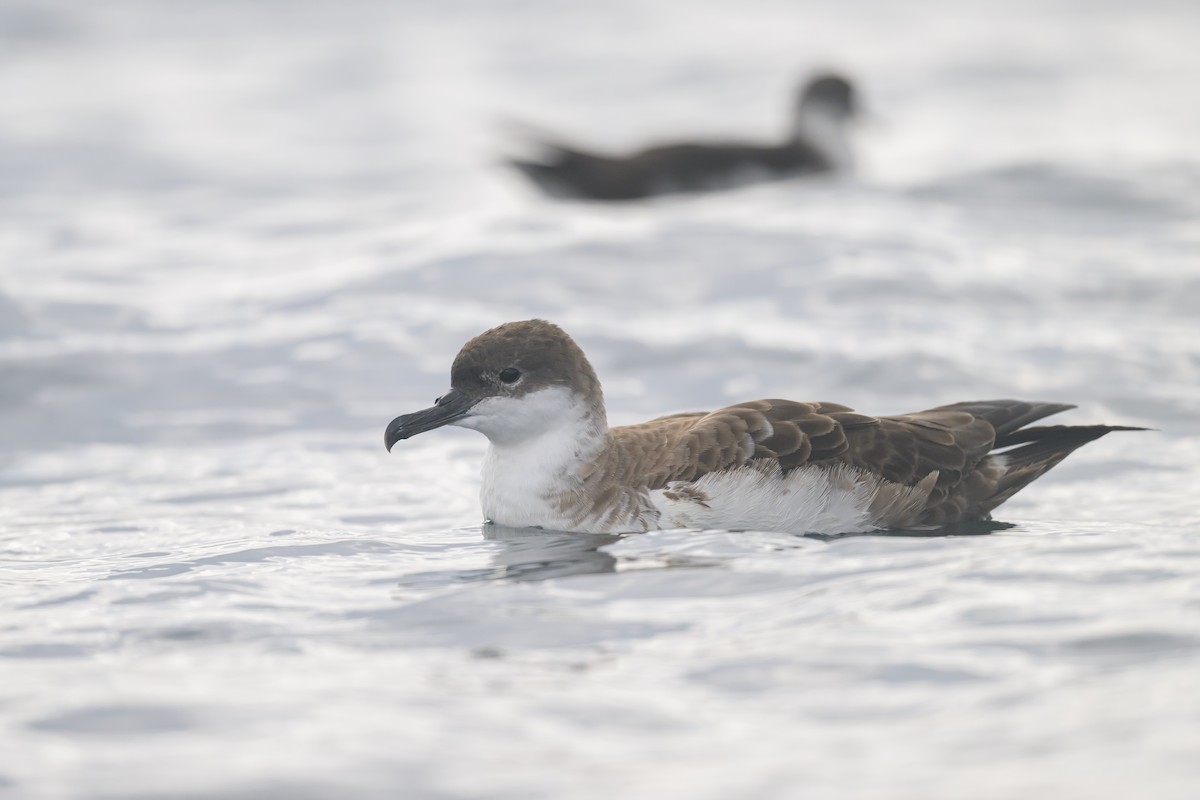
[
  {"left": 399, "top": 519, "right": 1012, "bottom": 590},
  {"left": 480, "top": 523, "right": 622, "bottom": 581},
  {"left": 475, "top": 520, "right": 1011, "bottom": 583}
]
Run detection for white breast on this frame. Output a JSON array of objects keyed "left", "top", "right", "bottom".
[
  {"left": 479, "top": 437, "right": 579, "bottom": 530},
  {"left": 466, "top": 387, "right": 607, "bottom": 531},
  {"left": 796, "top": 111, "right": 853, "bottom": 170}
]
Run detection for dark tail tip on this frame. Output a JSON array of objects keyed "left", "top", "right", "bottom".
[
  {"left": 982, "top": 424, "right": 1147, "bottom": 511},
  {"left": 999, "top": 424, "right": 1149, "bottom": 466}
]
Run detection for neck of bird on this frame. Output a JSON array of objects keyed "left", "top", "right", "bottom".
[
  {"left": 488, "top": 403, "right": 607, "bottom": 481},
  {"left": 791, "top": 104, "right": 852, "bottom": 167}
]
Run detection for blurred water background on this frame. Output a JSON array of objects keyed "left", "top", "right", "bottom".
[{"left": 3, "top": 0, "right": 1200, "bottom": 797}]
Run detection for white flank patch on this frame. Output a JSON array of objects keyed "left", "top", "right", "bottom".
[{"left": 653, "top": 463, "right": 933, "bottom": 535}]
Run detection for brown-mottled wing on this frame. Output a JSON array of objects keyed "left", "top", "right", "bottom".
[
  {"left": 610, "top": 399, "right": 873, "bottom": 488},
  {"left": 611, "top": 399, "right": 998, "bottom": 495},
  {"left": 837, "top": 410, "right": 996, "bottom": 489}
]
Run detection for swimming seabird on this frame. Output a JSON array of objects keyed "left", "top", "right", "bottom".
[
  {"left": 506, "top": 73, "right": 859, "bottom": 201},
  {"left": 385, "top": 320, "right": 1142, "bottom": 534}
]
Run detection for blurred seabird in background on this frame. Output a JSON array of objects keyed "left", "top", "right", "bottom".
[{"left": 505, "top": 73, "right": 860, "bottom": 201}]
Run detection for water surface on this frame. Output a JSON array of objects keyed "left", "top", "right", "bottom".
[{"left": 3, "top": 0, "right": 1200, "bottom": 797}]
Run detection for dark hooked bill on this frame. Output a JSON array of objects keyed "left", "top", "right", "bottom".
[{"left": 385, "top": 389, "right": 476, "bottom": 451}]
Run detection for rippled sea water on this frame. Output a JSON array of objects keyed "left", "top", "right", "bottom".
[{"left": 3, "top": 1, "right": 1200, "bottom": 797}]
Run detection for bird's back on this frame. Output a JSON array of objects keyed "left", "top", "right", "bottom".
[{"left": 509, "top": 139, "right": 831, "bottom": 201}]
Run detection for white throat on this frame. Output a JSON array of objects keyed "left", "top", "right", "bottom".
[
  {"left": 455, "top": 387, "right": 606, "bottom": 529},
  {"left": 794, "top": 105, "right": 852, "bottom": 169}
]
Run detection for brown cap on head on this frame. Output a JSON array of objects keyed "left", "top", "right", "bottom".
[
  {"left": 451, "top": 319, "right": 606, "bottom": 419},
  {"left": 797, "top": 73, "right": 857, "bottom": 118}
]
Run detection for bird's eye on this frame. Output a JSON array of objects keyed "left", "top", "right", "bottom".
[{"left": 498, "top": 367, "right": 521, "bottom": 384}]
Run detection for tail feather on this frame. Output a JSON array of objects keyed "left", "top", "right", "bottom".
[
  {"left": 980, "top": 423, "right": 1148, "bottom": 514},
  {"left": 506, "top": 157, "right": 577, "bottom": 198},
  {"left": 505, "top": 141, "right": 612, "bottom": 199},
  {"left": 932, "top": 399, "right": 1076, "bottom": 443},
  {"left": 996, "top": 423, "right": 1148, "bottom": 456},
  {"left": 507, "top": 157, "right": 558, "bottom": 179}
]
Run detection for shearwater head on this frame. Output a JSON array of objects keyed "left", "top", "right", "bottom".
[
  {"left": 791, "top": 73, "right": 857, "bottom": 168},
  {"left": 385, "top": 319, "right": 607, "bottom": 451},
  {"left": 796, "top": 73, "right": 857, "bottom": 122}
]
